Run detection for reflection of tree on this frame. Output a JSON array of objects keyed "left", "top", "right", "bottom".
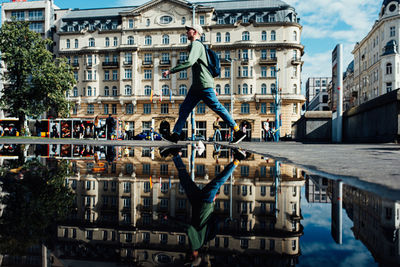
[{"left": 0, "top": 160, "right": 74, "bottom": 254}]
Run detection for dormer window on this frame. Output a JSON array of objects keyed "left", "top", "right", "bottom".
[
  {"left": 389, "top": 4, "right": 396, "bottom": 12},
  {"left": 160, "top": 15, "right": 173, "bottom": 24}
]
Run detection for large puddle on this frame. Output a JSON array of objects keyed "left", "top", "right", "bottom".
[{"left": 0, "top": 143, "right": 399, "bottom": 266}]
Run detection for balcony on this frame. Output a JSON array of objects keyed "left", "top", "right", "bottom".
[
  {"left": 240, "top": 58, "right": 249, "bottom": 65},
  {"left": 160, "top": 60, "right": 171, "bottom": 66},
  {"left": 123, "top": 61, "right": 132, "bottom": 66},
  {"left": 142, "top": 61, "right": 153, "bottom": 67},
  {"left": 102, "top": 61, "right": 119, "bottom": 68},
  {"left": 291, "top": 57, "right": 303, "bottom": 65},
  {"left": 85, "top": 63, "right": 93, "bottom": 69},
  {"left": 259, "top": 57, "right": 277, "bottom": 65},
  {"left": 72, "top": 62, "right": 79, "bottom": 69},
  {"left": 220, "top": 58, "right": 231, "bottom": 66},
  {"left": 28, "top": 16, "right": 45, "bottom": 21}
]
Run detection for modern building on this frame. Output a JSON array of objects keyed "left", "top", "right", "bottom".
[
  {"left": 305, "top": 77, "right": 330, "bottom": 111},
  {"left": 352, "top": 0, "right": 400, "bottom": 106},
  {"left": 50, "top": 0, "right": 305, "bottom": 140},
  {"left": 305, "top": 174, "right": 331, "bottom": 203}
]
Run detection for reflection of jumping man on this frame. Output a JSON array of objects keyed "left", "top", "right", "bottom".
[{"left": 160, "top": 146, "right": 249, "bottom": 266}]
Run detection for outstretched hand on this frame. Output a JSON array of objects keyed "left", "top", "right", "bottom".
[{"left": 162, "top": 70, "right": 171, "bottom": 78}]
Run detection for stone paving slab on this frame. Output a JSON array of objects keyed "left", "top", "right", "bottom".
[{"left": 1, "top": 138, "right": 399, "bottom": 194}]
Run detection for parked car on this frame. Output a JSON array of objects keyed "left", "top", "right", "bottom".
[{"left": 133, "top": 131, "right": 162, "bottom": 140}]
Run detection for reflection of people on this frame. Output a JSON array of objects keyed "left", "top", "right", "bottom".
[
  {"left": 160, "top": 146, "right": 250, "bottom": 266},
  {"left": 212, "top": 117, "right": 221, "bottom": 141},
  {"left": 94, "top": 115, "right": 101, "bottom": 140},
  {"left": 161, "top": 24, "right": 245, "bottom": 145},
  {"left": 34, "top": 120, "right": 41, "bottom": 137}
]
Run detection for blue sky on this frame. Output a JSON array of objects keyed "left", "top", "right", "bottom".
[{"left": 1, "top": 0, "right": 384, "bottom": 90}]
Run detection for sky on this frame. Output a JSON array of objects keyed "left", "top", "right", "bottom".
[{"left": 1, "top": 0, "right": 384, "bottom": 91}]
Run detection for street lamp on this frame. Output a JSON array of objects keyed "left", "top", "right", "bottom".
[{"left": 274, "top": 68, "right": 281, "bottom": 142}]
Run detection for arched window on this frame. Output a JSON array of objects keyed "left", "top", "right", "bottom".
[
  {"left": 181, "top": 17, "right": 186, "bottom": 25},
  {"left": 271, "top": 30, "right": 276, "bottom": 41},
  {"left": 242, "top": 31, "right": 250, "bottom": 41},
  {"left": 216, "top": 32, "right": 221, "bottom": 43},
  {"left": 162, "top": 85, "right": 169, "bottom": 96},
  {"left": 179, "top": 85, "right": 187, "bottom": 95},
  {"left": 216, "top": 84, "right": 221, "bottom": 95},
  {"left": 105, "top": 37, "right": 110, "bottom": 47},
  {"left": 112, "top": 86, "right": 118, "bottom": 96},
  {"left": 87, "top": 86, "right": 92, "bottom": 96},
  {"left": 225, "top": 32, "right": 230, "bottom": 42},
  {"left": 242, "top": 83, "right": 248, "bottom": 94},
  {"left": 113, "top": 37, "right": 118, "bottom": 46},
  {"left": 261, "top": 84, "right": 267, "bottom": 94},
  {"left": 144, "top": 85, "right": 152, "bottom": 96},
  {"left": 66, "top": 39, "right": 70, "bottom": 48},
  {"left": 127, "top": 36, "right": 134, "bottom": 45},
  {"left": 145, "top": 35, "right": 152, "bottom": 45},
  {"left": 270, "top": 83, "right": 276, "bottom": 94},
  {"left": 89, "top": 38, "right": 95, "bottom": 47},
  {"left": 386, "top": 63, "right": 393, "bottom": 74},
  {"left": 146, "top": 19, "right": 150, "bottom": 26},
  {"left": 162, "top": 34, "right": 169, "bottom": 45},
  {"left": 125, "top": 85, "right": 132, "bottom": 95},
  {"left": 293, "top": 31, "right": 297, "bottom": 41},
  {"left": 104, "top": 86, "right": 109, "bottom": 96},
  {"left": 74, "top": 39, "right": 78, "bottom": 48},
  {"left": 224, "top": 84, "right": 230, "bottom": 95},
  {"left": 180, "top": 34, "right": 187, "bottom": 44},
  {"left": 261, "top": 31, "right": 267, "bottom": 41}
]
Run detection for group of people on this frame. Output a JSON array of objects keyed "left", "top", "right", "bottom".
[
  {"left": 263, "top": 119, "right": 279, "bottom": 142},
  {"left": 0, "top": 124, "right": 18, "bottom": 137}
]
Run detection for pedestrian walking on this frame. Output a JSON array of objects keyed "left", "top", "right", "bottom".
[{"left": 161, "top": 24, "right": 245, "bottom": 144}]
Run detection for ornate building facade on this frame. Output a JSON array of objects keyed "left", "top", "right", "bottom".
[{"left": 54, "top": 0, "right": 305, "bottom": 140}]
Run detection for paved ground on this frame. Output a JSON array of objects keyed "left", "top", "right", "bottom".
[{"left": 1, "top": 138, "right": 399, "bottom": 197}]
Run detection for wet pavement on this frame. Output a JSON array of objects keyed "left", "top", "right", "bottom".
[{"left": 0, "top": 142, "right": 399, "bottom": 266}]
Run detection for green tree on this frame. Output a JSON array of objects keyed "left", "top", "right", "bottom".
[
  {"left": 0, "top": 20, "right": 75, "bottom": 132},
  {"left": 0, "top": 160, "right": 74, "bottom": 254}
]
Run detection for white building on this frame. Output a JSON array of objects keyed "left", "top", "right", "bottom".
[
  {"left": 305, "top": 77, "right": 330, "bottom": 111},
  {"left": 352, "top": 0, "right": 400, "bottom": 106}
]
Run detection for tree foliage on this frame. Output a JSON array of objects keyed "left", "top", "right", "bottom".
[
  {"left": 0, "top": 20, "right": 75, "bottom": 127},
  {"left": 0, "top": 160, "right": 74, "bottom": 254}
]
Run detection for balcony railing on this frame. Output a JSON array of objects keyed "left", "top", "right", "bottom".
[
  {"left": 259, "top": 57, "right": 277, "bottom": 65},
  {"left": 102, "top": 61, "right": 119, "bottom": 68},
  {"left": 291, "top": 57, "right": 303, "bottom": 65},
  {"left": 142, "top": 61, "right": 153, "bottom": 66},
  {"left": 160, "top": 60, "right": 171, "bottom": 66}
]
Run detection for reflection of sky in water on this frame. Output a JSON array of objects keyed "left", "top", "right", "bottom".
[{"left": 299, "top": 187, "right": 377, "bottom": 267}]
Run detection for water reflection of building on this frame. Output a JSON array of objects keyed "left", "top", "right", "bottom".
[
  {"left": 305, "top": 174, "right": 331, "bottom": 203},
  {"left": 54, "top": 144, "right": 304, "bottom": 265},
  {"left": 342, "top": 184, "right": 400, "bottom": 266}
]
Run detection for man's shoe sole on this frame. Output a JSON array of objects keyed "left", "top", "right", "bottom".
[{"left": 230, "top": 135, "right": 246, "bottom": 145}]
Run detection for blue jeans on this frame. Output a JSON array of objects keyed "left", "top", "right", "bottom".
[
  {"left": 213, "top": 129, "right": 221, "bottom": 141},
  {"left": 173, "top": 86, "right": 237, "bottom": 135},
  {"left": 173, "top": 155, "right": 237, "bottom": 204}
]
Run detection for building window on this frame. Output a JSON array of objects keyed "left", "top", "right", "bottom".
[
  {"left": 270, "top": 67, "right": 276, "bottom": 77},
  {"left": 390, "top": 26, "right": 396, "bottom": 37},
  {"left": 224, "top": 84, "right": 230, "bottom": 95},
  {"left": 262, "top": 31, "right": 267, "bottom": 41},
  {"left": 256, "top": 14, "right": 263, "bottom": 22},
  {"left": 87, "top": 86, "right": 92, "bottom": 96},
  {"left": 386, "top": 82, "right": 392, "bottom": 93},
  {"left": 260, "top": 103, "right": 267, "bottom": 114},
  {"left": 216, "top": 32, "right": 221, "bottom": 43},
  {"left": 161, "top": 103, "right": 169, "bottom": 114},
  {"left": 143, "top": 103, "right": 151, "bottom": 114},
  {"left": 180, "top": 34, "right": 187, "bottom": 44},
  {"left": 66, "top": 39, "right": 70, "bottom": 49},
  {"left": 241, "top": 103, "right": 250, "bottom": 114},
  {"left": 261, "top": 67, "right": 267, "bottom": 78},
  {"left": 127, "top": 36, "right": 134, "bottom": 45},
  {"left": 144, "top": 53, "right": 152, "bottom": 64},
  {"left": 196, "top": 102, "right": 205, "bottom": 114},
  {"left": 261, "top": 83, "right": 267, "bottom": 94},
  {"left": 230, "top": 16, "right": 236, "bottom": 24},
  {"left": 145, "top": 35, "right": 152, "bottom": 45},
  {"left": 103, "top": 104, "right": 109, "bottom": 115},
  {"left": 128, "top": 19, "right": 134, "bottom": 28},
  {"left": 112, "top": 86, "right": 118, "bottom": 96},
  {"left": 112, "top": 104, "right": 117, "bottom": 114},
  {"left": 242, "top": 83, "right": 249, "bottom": 94},
  {"left": 271, "top": 30, "right": 276, "bottom": 41},
  {"left": 125, "top": 85, "right": 132, "bottom": 95},
  {"left": 199, "top": 15, "right": 205, "bottom": 25},
  {"left": 144, "top": 70, "right": 152, "bottom": 79},
  {"left": 74, "top": 71, "right": 78, "bottom": 81},
  {"left": 74, "top": 39, "right": 78, "bottom": 48},
  {"left": 87, "top": 104, "right": 94, "bottom": 114},
  {"left": 225, "top": 32, "right": 230, "bottom": 42},
  {"left": 162, "top": 85, "right": 170, "bottom": 96},
  {"left": 105, "top": 37, "right": 110, "bottom": 47},
  {"left": 224, "top": 67, "right": 230, "bottom": 78},
  {"left": 240, "top": 239, "right": 248, "bottom": 249},
  {"left": 216, "top": 84, "right": 221, "bottom": 95},
  {"left": 162, "top": 35, "right": 170, "bottom": 45},
  {"left": 293, "top": 31, "right": 297, "bottom": 41},
  {"left": 124, "top": 69, "right": 132, "bottom": 80},
  {"left": 179, "top": 85, "right": 187, "bottom": 95},
  {"left": 144, "top": 85, "right": 152, "bottom": 96},
  {"left": 386, "top": 63, "right": 393, "bottom": 74},
  {"left": 268, "top": 14, "right": 276, "bottom": 22},
  {"left": 242, "top": 31, "right": 250, "bottom": 41},
  {"left": 113, "top": 37, "right": 118, "bottom": 46},
  {"left": 73, "top": 87, "right": 78, "bottom": 97},
  {"left": 112, "top": 70, "right": 118, "bottom": 80},
  {"left": 89, "top": 38, "right": 95, "bottom": 47}
]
